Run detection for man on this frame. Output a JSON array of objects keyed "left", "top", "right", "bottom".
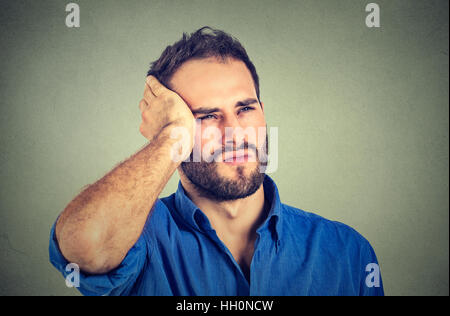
[{"left": 49, "top": 27, "right": 384, "bottom": 295}]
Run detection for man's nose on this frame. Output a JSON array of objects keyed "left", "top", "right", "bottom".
[
  {"left": 221, "top": 115, "right": 245, "bottom": 149},
  {"left": 222, "top": 113, "right": 241, "bottom": 129}
]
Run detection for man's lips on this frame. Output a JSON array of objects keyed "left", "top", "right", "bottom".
[{"left": 222, "top": 150, "right": 254, "bottom": 163}]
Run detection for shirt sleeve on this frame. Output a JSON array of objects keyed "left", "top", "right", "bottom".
[
  {"left": 359, "top": 240, "right": 384, "bottom": 296},
  {"left": 48, "top": 220, "right": 149, "bottom": 296}
]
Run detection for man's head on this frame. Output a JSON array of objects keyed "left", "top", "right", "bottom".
[
  {"left": 147, "top": 26, "right": 260, "bottom": 102},
  {"left": 147, "top": 27, "right": 267, "bottom": 201}
]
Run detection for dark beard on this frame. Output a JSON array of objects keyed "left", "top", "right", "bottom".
[{"left": 180, "top": 134, "right": 268, "bottom": 202}]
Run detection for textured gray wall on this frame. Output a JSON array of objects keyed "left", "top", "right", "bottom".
[{"left": 0, "top": 0, "right": 448, "bottom": 295}]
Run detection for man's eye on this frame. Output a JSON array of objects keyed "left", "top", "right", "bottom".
[
  {"left": 239, "top": 106, "right": 254, "bottom": 113},
  {"left": 199, "top": 114, "right": 216, "bottom": 120}
]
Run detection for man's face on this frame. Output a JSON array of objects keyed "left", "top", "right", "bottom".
[{"left": 169, "top": 57, "right": 267, "bottom": 201}]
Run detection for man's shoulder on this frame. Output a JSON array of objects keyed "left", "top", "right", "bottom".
[{"left": 280, "top": 203, "right": 371, "bottom": 249}]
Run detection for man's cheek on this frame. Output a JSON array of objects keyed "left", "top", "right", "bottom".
[
  {"left": 190, "top": 125, "right": 203, "bottom": 162},
  {"left": 193, "top": 125, "right": 223, "bottom": 162},
  {"left": 257, "top": 125, "right": 267, "bottom": 147}
]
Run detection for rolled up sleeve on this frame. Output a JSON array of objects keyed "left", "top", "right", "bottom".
[{"left": 48, "top": 221, "right": 149, "bottom": 296}]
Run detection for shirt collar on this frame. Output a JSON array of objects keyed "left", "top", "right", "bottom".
[{"left": 174, "top": 175, "right": 283, "bottom": 241}]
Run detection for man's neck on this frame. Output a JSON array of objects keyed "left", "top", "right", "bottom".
[{"left": 179, "top": 173, "right": 268, "bottom": 240}]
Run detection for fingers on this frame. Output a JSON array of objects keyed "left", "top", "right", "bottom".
[
  {"left": 139, "top": 75, "right": 173, "bottom": 113},
  {"left": 146, "top": 75, "right": 170, "bottom": 97},
  {"left": 144, "top": 79, "right": 156, "bottom": 100},
  {"left": 140, "top": 77, "right": 156, "bottom": 112},
  {"left": 138, "top": 99, "right": 148, "bottom": 112}
]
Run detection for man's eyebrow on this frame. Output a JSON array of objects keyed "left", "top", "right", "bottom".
[
  {"left": 191, "top": 98, "right": 259, "bottom": 115},
  {"left": 191, "top": 107, "right": 221, "bottom": 115},
  {"left": 235, "top": 98, "right": 259, "bottom": 107}
]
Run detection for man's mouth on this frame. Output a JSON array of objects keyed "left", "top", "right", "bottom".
[{"left": 222, "top": 150, "right": 254, "bottom": 164}]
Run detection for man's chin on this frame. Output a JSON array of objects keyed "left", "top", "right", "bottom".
[{"left": 180, "top": 160, "right": 265, "bottom": 201}]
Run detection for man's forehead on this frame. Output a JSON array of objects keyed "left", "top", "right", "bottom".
[{"left": 169, "top": 57, "right": 257, "bottom": 108}]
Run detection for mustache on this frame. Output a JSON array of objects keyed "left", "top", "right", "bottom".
[
  {"left": 211, "top": 142, "right": 258, "bottom": 161},
  {"left": 186, "top": 132, "right": 269, "bottom": 164}
]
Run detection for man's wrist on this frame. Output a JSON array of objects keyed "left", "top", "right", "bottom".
[{"left": 151, "top": 127, "right": 193, "bottom": 166}]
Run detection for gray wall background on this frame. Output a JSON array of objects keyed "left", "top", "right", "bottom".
[{"left": 0, "top": 0, "right": 448, "bottom": 296}]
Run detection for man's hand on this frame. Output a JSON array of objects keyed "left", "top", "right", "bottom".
[{"left": 139, "top": 76, "right": 195, "bottom": 157}]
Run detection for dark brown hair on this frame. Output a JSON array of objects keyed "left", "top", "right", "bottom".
[{"left": 147, "top": 26, "right": 260, "bottom": 101}]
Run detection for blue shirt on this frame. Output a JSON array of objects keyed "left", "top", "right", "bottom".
[{"left": 49, "top": 175, "right": 384, "bottom": 296}]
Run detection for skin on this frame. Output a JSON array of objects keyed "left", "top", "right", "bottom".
[
  {"left": 169, "top": 57, "right": 269, "bottom": 280},
  {"left": 55, "top": 56, "right": 269, "bottom": 282}
]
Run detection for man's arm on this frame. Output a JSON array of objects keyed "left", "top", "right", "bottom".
[{"left": 55, "top": 76, "right": 194, "bottom": 274}]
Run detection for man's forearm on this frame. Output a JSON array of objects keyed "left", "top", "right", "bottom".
[{"left": 55, "top": 131, "right": 179, "bottom": 274}]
